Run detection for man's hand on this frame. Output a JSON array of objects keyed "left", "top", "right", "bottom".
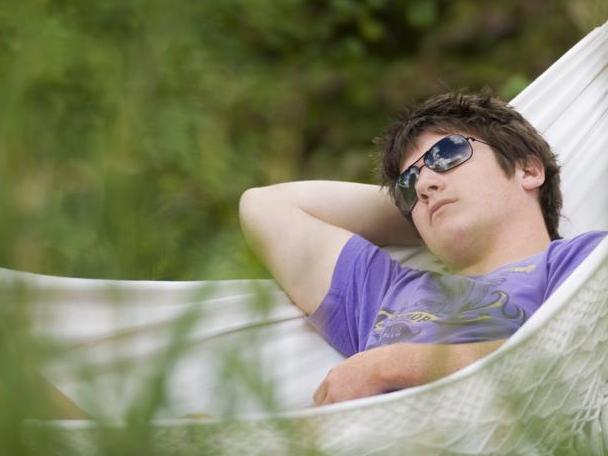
[
  {"left": 313, "top": 339, "right": 506, "bottom": 406},
  {"left": 313, "top": 345, "right": 398, "bottom": 406}
]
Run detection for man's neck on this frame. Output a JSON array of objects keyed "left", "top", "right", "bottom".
[{"left": 450, "top": 228, "right": 551, "bottom": 276}]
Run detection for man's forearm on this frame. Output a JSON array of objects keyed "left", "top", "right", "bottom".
[
  {"left": 382, "top": 340, "right": 507, "bottom": 388},
  {"left": 313, "top": 339, "right": 506, "bottom": 405},
  {"left": 251, "top": 181, "right": 418, "bottom": 247}
]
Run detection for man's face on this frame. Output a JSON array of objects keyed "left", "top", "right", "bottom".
[{"left": 401, "top": 131, "right": 527, "bottom": 263}]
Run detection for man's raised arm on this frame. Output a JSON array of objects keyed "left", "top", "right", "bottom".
[{"left": 239, "top": 181, "right": 418, "bottom": 314}]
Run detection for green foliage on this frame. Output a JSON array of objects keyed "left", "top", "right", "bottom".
[{"left": 0, "top": 0, "right": 597, "bottom": 280}]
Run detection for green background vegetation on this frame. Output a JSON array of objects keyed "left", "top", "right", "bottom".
[{"left": 0, "top": 0, "right": 605, "bottom": 281}]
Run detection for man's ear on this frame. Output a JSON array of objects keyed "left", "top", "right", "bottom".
[{"left": 519, "top": 156, "right": 545, "bottom": 191}]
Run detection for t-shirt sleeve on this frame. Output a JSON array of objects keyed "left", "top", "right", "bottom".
[
  {"left": 307, "top": 234, "right": 403, "bottom": 357},
  {"left": 544, "top": 230, "right": 607, "bottom": 300}
]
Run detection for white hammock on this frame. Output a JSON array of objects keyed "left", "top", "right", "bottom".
[{"left": 16, "top": 20, "right": 608, "bottom": 455}]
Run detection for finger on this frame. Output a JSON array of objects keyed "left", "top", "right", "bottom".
[{"left": 313, "top": 380, "right": 328, "bottom": 406}]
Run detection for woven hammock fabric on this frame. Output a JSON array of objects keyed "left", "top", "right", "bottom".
[{"left": 16, "top": 20, "right": 608, "bottom": 455}]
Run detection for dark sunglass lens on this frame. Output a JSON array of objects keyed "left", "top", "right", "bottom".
[
  {"left": 396, "top": 167, "right": 419, "bottom": 212},
  {"left": 425, "top": 135, "right": 472, "bottom": 172}
]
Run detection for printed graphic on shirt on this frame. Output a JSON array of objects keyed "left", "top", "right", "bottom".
[
  {"left": 369, "top": 273, "right": 527, "bottom": 345},
  {"left": 509, "top": 264, "right": 536, "bottom": 273}
]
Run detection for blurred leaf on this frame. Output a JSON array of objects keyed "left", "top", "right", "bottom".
[
  {"left": 406, "top": 0, "right": 438, "bottom": 29},
  {"left": 499, "top": 74, "right": 530, "bottom": 100}
]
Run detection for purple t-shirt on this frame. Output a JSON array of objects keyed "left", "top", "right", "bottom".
[{"left": 308, "top": 231, "right": 606, "bottom": 357}]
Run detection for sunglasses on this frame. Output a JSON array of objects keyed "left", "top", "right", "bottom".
[{"left": 395, "top": 134, "right": 492, "bottom": 216}]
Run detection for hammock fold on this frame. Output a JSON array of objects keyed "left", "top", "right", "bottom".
[{"left": 13, "top": 20, "right": 608, "bottom": 455}]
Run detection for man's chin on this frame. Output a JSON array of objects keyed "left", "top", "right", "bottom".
[{"left": 423, "top": 226, "right": 476, "bottom": 263}]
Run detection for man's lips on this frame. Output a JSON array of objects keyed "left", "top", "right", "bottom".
[{"left": 429, "top": 199, "right": 456, "bottom": 220}]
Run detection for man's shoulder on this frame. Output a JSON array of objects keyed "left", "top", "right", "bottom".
[
  {"left": 539, "top": 230, "right": 607, "bottom": 300},
  {"left": 550, "top": 230, "right": 607, "bottom": 255},
  {"left": 545, "top": 230, "right": 607, "bottom": 276}
]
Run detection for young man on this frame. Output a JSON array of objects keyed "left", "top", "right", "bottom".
[{"left": 239, "top": 92, "right": 606, "bottom": 406}]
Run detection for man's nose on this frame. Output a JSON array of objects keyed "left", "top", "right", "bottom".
[{"left": 416, "top": 166, "right": 445, "bottom": 203}]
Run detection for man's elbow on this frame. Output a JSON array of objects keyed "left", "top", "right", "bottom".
[
  {"left": 239, "top": 187, "right": 268, "bottom": 229},
  {"left": 239, "top": 187, "right": 261, "bottom": 214}
]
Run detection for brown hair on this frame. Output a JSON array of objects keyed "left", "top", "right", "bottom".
[{"left": 377, "top": 91, "right": 562, "bottom": 240}]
